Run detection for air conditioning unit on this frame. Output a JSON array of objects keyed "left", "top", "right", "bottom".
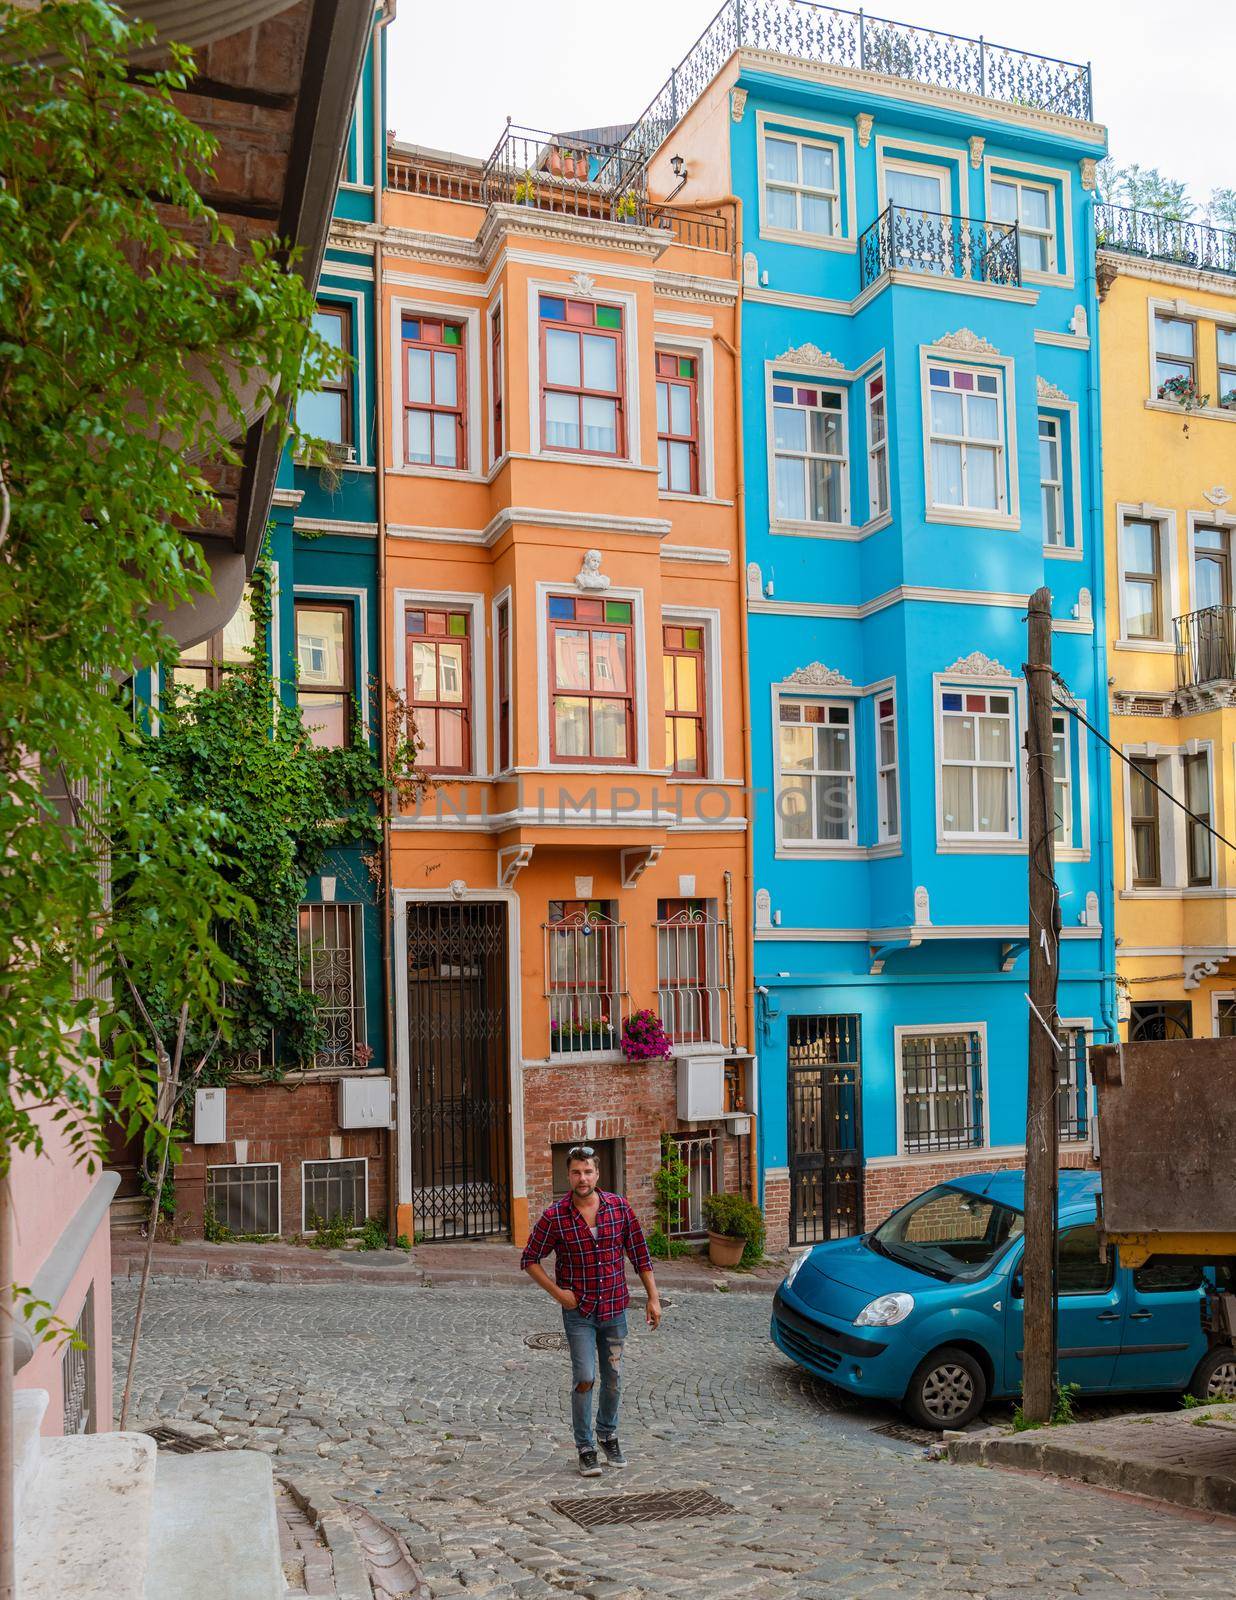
[
  {"left": 676, "top": 1054, "right": 725, "bottom": 1122},
  {"left": 194, "top": 1087, "right": 226, "bottom": 1145},
  {"left": 338, "top": 1075, "right": 393, "bottom": 1130}
]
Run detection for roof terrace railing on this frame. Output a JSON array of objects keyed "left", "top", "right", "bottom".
[
  {"left": 481, "top": 123, "right": 645, "bottom": 223},
  {"left": 1096, "top": 203, "right": 1236, "bottom": 279},
  {"left": 604, "top": 0, "right": 1093, "bottom": 197}
]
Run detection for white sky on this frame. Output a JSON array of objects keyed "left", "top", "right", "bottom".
[{"left": 387, "top": 0, "right": 1235, "bottom": 207}]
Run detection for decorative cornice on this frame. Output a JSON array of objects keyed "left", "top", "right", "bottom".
[
  {"left": 782, "top": 662, "right": 853, "bottom": 689},
  {"left": 654, "top": 268, "right": 740, "bottom": 306},
  {"left": 478, "top": 204, "right": 670, "bottom": 272},
  {"left": 271, "top": 488, "right": 305, "bottom": 508},
  {"left": 946, "top": 651, "right": 1013, "bottom": 677},
  {"left": 774, "top": 342, "right": 845, "bottom": 371},
  {"left": 1036, "top": 375, "right": 1069, "bottom": 402},
  {"left": 1097, "top": 248, "right": 1236, "bottom": 301},
  {"left": 933, "top": 327, "right": 1001, "bottom": 356}
]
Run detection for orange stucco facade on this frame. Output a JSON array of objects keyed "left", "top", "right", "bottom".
[{"left": 376, "top": 158, "right": 752, "bottom": 1245}]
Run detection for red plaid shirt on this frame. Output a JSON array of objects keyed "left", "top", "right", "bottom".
[{"left": 520, "top": 1190, "right": 653, "bottom": 1321}]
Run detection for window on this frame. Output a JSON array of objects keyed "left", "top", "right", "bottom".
[
  {"left": 406, "top": 607, "right": 470, "bottom": 773},
  {"left": 295, "top": 602, "right": 351, "bottom": 749},
  {"left": 544, "top": 900, "right": 625, "bottom": 1053},
  {"left": 777, "top": 700, "right": 854, "bottom": 844},
  {"left": 885, "top": 164, "right": 950, "bottom": 274},
  {"left": 1133, "top": 1259, "right": 1205, "bottom": 1293},
  {"left": 205, "top": 1163, "right": 280, "bottom": 1235},
  {"left": 496, "top": 598, "right": 511, "bottom": 771},
  {"left": 61, "top": 1285, "right": 95, "bottom": 1436},
  {"left": 772, "top": 381, "right": 846, "bottom": 524},
  {"left": 298, "top": 903, "right": 367, "bottom": 1068},
  {"left": 402, "top": 314, "right": 465, "bottom": 469},
  {"left": 663, "top": 622, "right": 706, "bottom": 778},
  {"left": 900, "top": 1031, "right": 984, "bottom": 1153},
  {"left": 1129, "top": 757, "right": 1161, "bottom": 887},
  {"left": 668, "top": 1133, "right": 718, "bottom": 1236},
  {"left": 764, "top": 131, "right": 840, "bottom": 238},
  {"left": 927, "top": 365, "right": 1005, "bottom": 513},
  {"left": 1218, "top": 996, "right": 1236, "bottom": 1037},
  {"left": 990, "top": 176, "right": 1055, "bottom": 275},
  {"left": 490, "top": 303, "right": 504, "bottom": 458},
  {"left": 548, "top": 594, "right": 634, "bottom": 763},
  {"left": 303, "top": 1159, "right": 367, "bottom": 1231},
  {"left": 1052, "top": 711, "right": 1071, "bottom": 846},
  {"left": 1059, "top": 1029, "right": 1088, "bottom": 1142},
  {"left": 867, "top": 371, "right": 889, "bottom": 517},
  {"left": 1154, "top": 314, "right": 1196, "bottom": 392},
  {"left": 656, "top": 899, "right": 726, "bottom": 1046},
  {"left": 1039, "top": 415, "right": 1064, "bottom": 547},
  {"left": 295, "top": 303, "right": 352, "bottom": 446},
  {"left": 656, "top": 352, "right": 699, "bottom": 493},
  {"left": 1194, "top": 526, "right": 1231, "bottom": 610},
  {"left": 939, "top": 688, "right": 1016, "bottom": 839},
  {"left": 876, "top": 694, "right": 899, "bottom": 842},
  {"left": 539, "top": 295, "right": 624, "bottom": 457},
  {"left": 1130, "top": 1000, "right": 1192, "bottom": 1041},
  {"left": 1184, "top": 750, "right": 1212, "bottom": 886},
  {"left": 1219, "top": 327, "right": 1236, "bottom": 410},
  {"left": 174, "top": 591, "right": 256, "bottom": 693},
  {"left": 1121, "top": 518, "right": 1162, "bottom": 639},
  {"left": 1057, "top": 1224, "right": 1113, "bottom": 1295}
]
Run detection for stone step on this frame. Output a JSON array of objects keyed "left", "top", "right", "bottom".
[
  {"left": 16, "top": 1430, "right": 157, "bottom": 1600},
  {"left": 13, "top": 1387, "right": 49, "bottom": 1521},
  {"left": 145, "top": 1450, "right": 285, "bottom": 1600},
  {"left": 110, "top": 1193, "right": 150, "bottom": 1234}
]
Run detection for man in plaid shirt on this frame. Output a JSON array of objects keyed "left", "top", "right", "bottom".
[{"left": 521, "top": 1145, "right": 661, "bottom": 1475}]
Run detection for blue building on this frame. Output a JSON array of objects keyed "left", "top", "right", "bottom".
[{"left": 643, "top": 5, "right": 1116, "bottom": 1248}]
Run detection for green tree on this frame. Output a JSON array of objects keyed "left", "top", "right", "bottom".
[
  {"left": 1111, "top": 163, "right": 1194, "bottom": 221},
  {"left": 1205, "top": 188, "right": 1236, "bottom": 232}
]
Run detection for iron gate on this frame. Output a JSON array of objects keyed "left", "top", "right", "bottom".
[
  {"left": 406, "top": 902, "right": 510, "bottom": 1239},
  {"left": 787, "top": 1014, "right": 863, "bottom": 1245}
]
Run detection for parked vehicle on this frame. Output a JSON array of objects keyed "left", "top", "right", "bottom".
[{"left": 771, "top": 1169, "right": 1236, "bottom": 1429}]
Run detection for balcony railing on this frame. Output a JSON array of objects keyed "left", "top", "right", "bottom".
[
  {"left": 1096, "top": 204, "right": 1236, "bottom": 279},
  {"left": 482, "top": 123, "right": 646, "bottom": 224},
  {"left": 606, "top": 0, "right": 1093, "bottom": 198},
  {"left": 655, "top": 907, "right": 729, "bottom": 1047},
  {"left": 648, "top": 204, "right": 732, "bottom": 255},
  {"left": 1176, "top": 605, "right": 1236, "bottom": 689},
  {"left": 859, "top": 206, "right": 1020, "bottom": 289},
  {"left": 544, "top": 907, "right": 629, "bottom": 1053}
]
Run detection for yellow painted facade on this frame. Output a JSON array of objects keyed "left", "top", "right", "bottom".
[{"left": 1099, "top": 243, "right": 1236, "bottom": 1041}]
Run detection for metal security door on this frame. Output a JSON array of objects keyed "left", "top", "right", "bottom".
[
  {"left": 406, "top": 902, "right": 510, "bottom": 1239},
  {"left": 787, "top": 1014, "right": 863, "bottom": 1245}
]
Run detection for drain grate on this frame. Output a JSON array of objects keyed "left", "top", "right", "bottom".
[
  {"left": 144, "top": 1426, "right": 221, "bottom": 1454},
  {"left": 550, "top": 1490, "right": 731, "bottom": 1528},
  {"left": 525, "top": 1332, "right": 569, "bottom": 1352}
]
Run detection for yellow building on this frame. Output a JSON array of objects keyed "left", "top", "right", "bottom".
[{"left": 1099, "top": 206, "right": 1236, "bottom": 1041}]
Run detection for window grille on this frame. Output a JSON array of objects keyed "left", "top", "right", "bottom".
[
  {"left": 668, "top": 1133, "right": 717, "bottom": 1237},
  {"left": 655, "top": 901, "right": 728, "bottom": 1046},
  {"left": 61, "top": 1284, "right": 95, "bottom": 1435},
  {"left": 303, "top": 1158, "right": 368, "bottom": 1231},
  {"left": 298, "top": 903, "right": 367, "bottom": 1068},
  {"left": 1058, "top": 1031, "right": 1089, "bottom": 1143},
  {"left": 901, "top": 1031, "right": 984, "bottom": 1153},
  {"left": 205, "top": 1163, "right": 281, "bottom": 1236},
  {"left": 543, "top": 902, "right": 628, "bottom": 1053}
]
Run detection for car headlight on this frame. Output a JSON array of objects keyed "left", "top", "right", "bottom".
[
  {"left": 784, "top": 1249, "right": 812, "bottom": 1288},
  {"left": 854, "top": 1292, "right": 915, "bottom": 1327}
]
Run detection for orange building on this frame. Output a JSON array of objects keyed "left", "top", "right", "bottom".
[{"left": 370, "top": 131, "right": 753, "bottom": 1245}]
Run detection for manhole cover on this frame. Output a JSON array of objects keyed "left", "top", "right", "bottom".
[
  {"left": 145, "top": 1426, "right": 221, "bottom": 1454},
  {"left": 550, "top": 1490, "right": 731, "bottom": 1528},
  {"left": 871, "top": 1421, "right": 935, "bottom": 1446},
  {"left": 525, "top": 1332, "right": 569, "bottom": 1352}
]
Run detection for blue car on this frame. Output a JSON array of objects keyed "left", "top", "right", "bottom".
[{"left": 772, "top": 1169, "right": 1236, "bottom": 1429}]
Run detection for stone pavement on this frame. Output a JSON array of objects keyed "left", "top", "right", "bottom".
[
  {"left": 948, "top": 1402, "right": 1236, "bottom": 1517},
  {"left": 114, "top": 1278, "right": 1236, "bottom": 1599}
]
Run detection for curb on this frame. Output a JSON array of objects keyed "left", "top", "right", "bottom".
[{"left": 281, "top": 1475, "right": 372, "bottom": 1600}]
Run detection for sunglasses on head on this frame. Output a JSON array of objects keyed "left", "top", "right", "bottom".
[{"left": 567, "top": 1144, "right": 596, "bottom": 1161}]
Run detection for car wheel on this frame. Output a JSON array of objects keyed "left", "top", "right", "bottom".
[
  {"left": 1188, "top": 1347, "right": 1236, "bottom": 1403},
  {"left": 903, "top": 1346, "right": 987, "bottom": 1430}
]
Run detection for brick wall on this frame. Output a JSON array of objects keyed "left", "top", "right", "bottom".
[
  {"left": 173, "top": 1078, "right": 388, "bottom": 1239},
  {"left": 763, "top": 1170, "right": 791, "bottom": 1255},
  {"left": 863, "top": 1144, "right": 1097, "bottom": 1231}
]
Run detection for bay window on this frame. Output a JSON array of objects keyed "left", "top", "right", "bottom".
[
  {"left": 866, "top": 371, "right": 889, "bottom": 518},
  {"left": 407, "top": 606, "right": 471, "bottom": 773},
  {"left": 876, "top": 694, "right": 899, "bottom": 842},
  {"left": 656, "top": 351, "right": 700, "bottom": 494},
  {"left": 939, "top": 687, "right": 1016, "bottom": 839},
  {"left": 663, "top": 622, "right": 706, "bottom": 778},
  {"left": 540, "top": 295, "right": 624, "bottom": 457},
  {"left": 295, "top": 303, "right": 352, "bottom": 447},
  {"left": 548, "top": 594, "right": 634, "bottom": 763},
  {"left": 772, "top": 381, "right": 847, "bottom": 524},
  {"left": 295, "top": 601, "right": 352, "bottom": 749},
  {"left": 777, "top": 699, "right": 854, "bottom": 844},
  {"left": 763, "top": 131, "right": 841, "bottom": 239},
  {"left": 403, "top": 314, "right": 465, "bottom": 469},
  {"left": 927, "top": 365, "right": 1005, "bottom": 514},
  {"left": 990, "top": 176, "right": 1056, "bottom": 275}
]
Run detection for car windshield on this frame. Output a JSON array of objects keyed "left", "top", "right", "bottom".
[{"left": 871, "top": 1184, "right": 1024, "bottom": 1283}]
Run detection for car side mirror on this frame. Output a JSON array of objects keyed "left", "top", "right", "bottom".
[{"left": 1011, "top": 1269, "right": 1024, "bottom": 1300}]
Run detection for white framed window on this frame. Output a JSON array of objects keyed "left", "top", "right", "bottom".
[
  {"left": 302, "top": 1158, "right": 368, "bottom": 1232},
  {"left": 1052, "top": 710, "right": 1072, "bottom": 847},
  {"left": 875, "top": 692, "right": 899, "bottom": 842},
  {"left": 1214, "top": 994, "right": 1236, "bottom": 1037},
  {"left": 896, "top": 1027, "right": 987, "bottom": 1155},
  {"left": 1058, "top": 1025, "right": 1089, "bottom": 1143},
  {"left": 205, "top": 1163, "right": 281, "bottom": 1237},
  {"left": 1120, "top": 516, "right": 1165, "bottom": 641},
  {"left": 771, "top": 379, "right": 848, "bottom": 526},
  {"left": 939, "top": 685, "right": 1017, "bottom": 840},
  {"left": 1039, "top": 414, "right": 1064, "bottom": 547},
  {"left": 990, "top": 174, "right": 1056, "bottom": 276},
  {"left": 866, "top": 370, "right": 889, "bottom": 518},
  {"left": 776, "top": 698, "right": 855, "bottom": 845},
  {"left": 763, "top": 130, "right": 841, "bottom": 239},
  {"left": 1184, "top": 747, "right": 1214, "bottom": 887},
  {"left": 926, "top": 363, "right": 1006, "bottom": 514},
  {"left": 1154, "top": 313, "right": 1196, "bottom": 393},
  {"left": 1218, "top": 327, "right": 1236, "bottom": 411},
  {"left": 389, "top": 297, "right": 482, "bottom": 479}
]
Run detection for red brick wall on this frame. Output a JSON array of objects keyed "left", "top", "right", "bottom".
[
  {"left": 173, "top": 1079, "right": 388, "bottom": 1239},
  {"left": 763, "top": 1171, "right": 791, "bottom": 1255},
  {"left": 863, "top": 1145, "right": 1097, "bottom": 1230}
]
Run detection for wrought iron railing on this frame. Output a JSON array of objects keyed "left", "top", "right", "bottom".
[
  {"left": 1058, "top": 1033, "right": 1089, "bottom": 1144},
  {"left": 668, "top": 1132, "right": 718, "bottom": 1237},
  {"left": 387, "top": 149, "right": 484, "bottom": 204},
  {"left": 544, "top": 907, "right": 630, "bottom": 1053},
  {"left": 605, "top": 0, "right": 1093, "bottom": 199},
  {"left": 901, "top": 1031, "right": 984, "bottom": 1153},
  {"left": 1096, "top": 204, "right": 1236, "bottom": 279},
  {"left": 655, "top": 907, "right": 729, "bottom": 1046},
  {"left": 1176, "top": 605, "right": 1236, "bottom": 689},
  {"left": 859, "top": 205, "right": 1020, "bottom": 288},
  {"left": 482, "top": 123, "right": 646, "bottom": 223},
  {"left": 648, "top": 204, "right": 732, "bottom": 254},
  {"left": 299, "top": 902, "right": 368, "bottom": 1069}
]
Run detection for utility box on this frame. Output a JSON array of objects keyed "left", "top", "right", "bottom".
[
  {"left": 677, "top": 1054, "right": 725, "bottom": 1122},
  {"left": 338, "top": 1075, "right": 393, "bottom": 1130},
  {"left": 194, "top": 1087, "right": 226, "bottom": 1145}
]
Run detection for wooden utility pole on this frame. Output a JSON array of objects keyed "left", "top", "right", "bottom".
[{"left": 1023, "top": 586, "right": 1060, "bottom": 1423}]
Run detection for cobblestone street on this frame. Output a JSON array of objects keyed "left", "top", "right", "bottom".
[{"left": 115, "top": 1279, "right": 1236, "bottom": 1598}]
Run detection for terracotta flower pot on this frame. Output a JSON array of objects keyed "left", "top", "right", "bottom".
[{"left": 707, "top": 1230, "right": 745, "bottom": 1269}]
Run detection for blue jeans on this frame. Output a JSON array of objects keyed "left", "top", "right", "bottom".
[{"left": 562, "top": 1307, "right": 627, "bottom": 1451}]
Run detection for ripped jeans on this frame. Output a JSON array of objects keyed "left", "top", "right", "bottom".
[{"left": 562, "top": 1306, "right": 627, "bottom": 1451}]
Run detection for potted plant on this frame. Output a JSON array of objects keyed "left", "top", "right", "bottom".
[
  {"left": 550, "top": 1015, "right": 615, "bottom": 1054},
  {"left": 614, "top": 190, "right": 639, "bottom": 223},
  {"left": 620, "top": 1008, "right": 673, "bottom": 1061},
  {"left": 512, "top": 170, "right": 537, "bottom": 206},
  {"left": 702, "top": 1191, "right": 765, "bottom": 1270},
  {"left": 1157, "top": 373, "right": 1210, "bottom": 435}
]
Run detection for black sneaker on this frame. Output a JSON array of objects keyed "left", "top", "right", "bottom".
[
  {"left": 599, "top": 1437, "right": 626, "bottom": 1468},
  {"left": 578, "top": 1449, "right": 602, "bottom": 1477}
]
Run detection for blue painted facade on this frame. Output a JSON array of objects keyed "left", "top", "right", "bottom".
[{"left": 676, "top": 56, "right": 1115, "bottom": 1231}]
